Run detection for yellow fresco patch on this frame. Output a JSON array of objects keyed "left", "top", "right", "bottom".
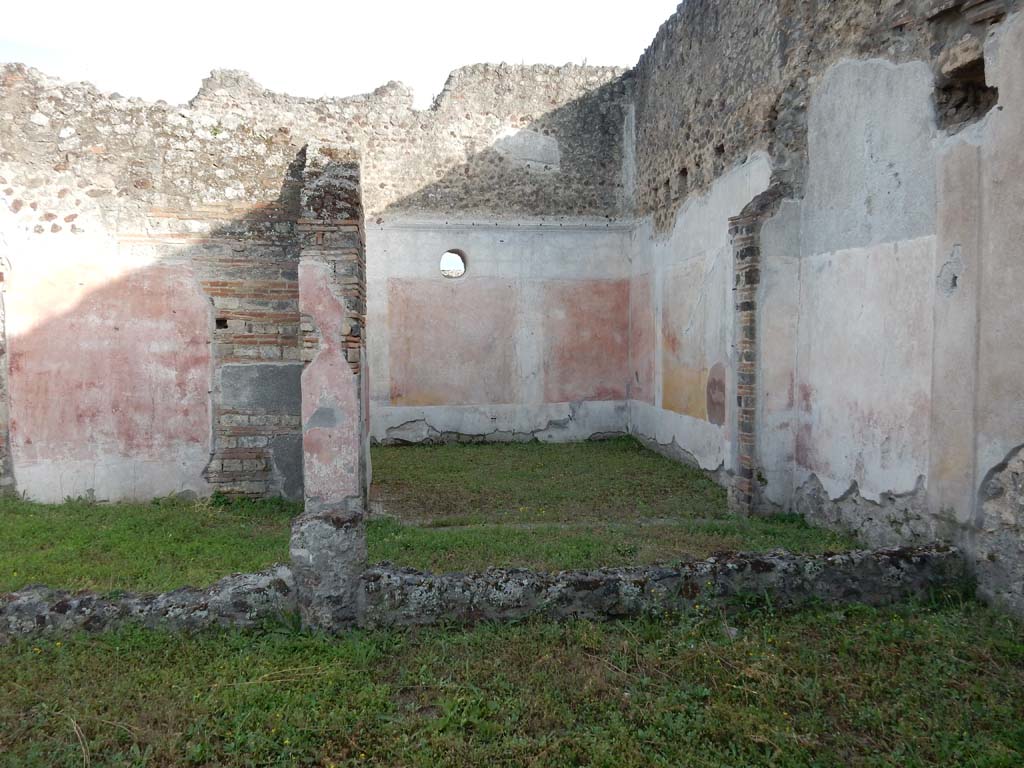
[{"left": 661, "top": 357, "right": 708, "bottom": 420}]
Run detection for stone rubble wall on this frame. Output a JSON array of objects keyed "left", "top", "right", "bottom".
[
  {"left": 0, "top": 546, "right": 967, "bottom": 638},
  {"left": 630, "top": 0, "right": 1019, "bottom": 229},
  {"left": 187, "top": 64, "right": 630, "bottom": 219},
  {"left": 291, "top": 146, "right": 370, "bottom": 629},
  {"left": 624, "top": 3, "right": 1024, "bottom": 619},
  {"left": 0, "top": 566, "right": 295, "bottom": 637},
  {"left": 1, "top": 0, "right": 1022, "bottom": 624}
]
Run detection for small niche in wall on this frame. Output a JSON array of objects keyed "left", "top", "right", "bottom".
[
  {"left": 439, "top": 249, "right": 467, "bottom": 279},
  {"left": 675, "top": 166, "right": 689, "bottom": 202},
  {"left": 936, "top": 58, "right": 999, "bottom": 133}
]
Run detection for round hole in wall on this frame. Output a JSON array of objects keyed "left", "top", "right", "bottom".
[{"left": 439, "top": 249, "right": 467, "bottom": 279}]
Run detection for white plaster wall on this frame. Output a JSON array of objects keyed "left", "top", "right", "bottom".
[
  {"left": 366, "top": 216, "right": 633, "bottom": 442},
  {"left": 789, "top": 58, "right": 939, "bottom": 503},
  {"left": 972, "top": 13, "right": 1024, "bottom": 488},
  {"left": 627, "top": 153, "right": 772, "bottom": 471},
  {"left": 794, "top": 237, "right": 936, "bottom": 500},
  {"left": 0, "top": 207, "right": 214, "bottom": 502},
  {"left": 756, "top": 200, "right": 801, "bottom": 507}
]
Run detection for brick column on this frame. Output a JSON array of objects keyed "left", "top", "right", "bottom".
[
  {"left": 289, "top": 145, "right": 369, "bottom": 630},
  {"left": 729, "top": 212, "right": 760, "bottom": 516},
  {"left": 728, "top": 184, "right": 788, "bottom": 517}
]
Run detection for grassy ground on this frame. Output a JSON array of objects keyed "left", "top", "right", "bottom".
[
  {"left": 1, "top": 443, "right": 1020, "bottom": 765},
  {"left": 369, "top": 438, "right": 857, "bottom": 572},
  {"left": 368, "top": 515, "right": 856, "bottom": 573},
  {"left": 0, "top": 439, "right": 855, "bottom": 593},
  {"left": 0, "top": 495, "right": 296, "bottom": 594},
  {"left": 2, "top": 598, "right": 1022, "bottom": 767},
  {"left": 370, "top": 438, "right": 729, "bottom": 524}
]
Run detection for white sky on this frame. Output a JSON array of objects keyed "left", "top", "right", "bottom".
[{"left": 1, "top": 0, "right": 679, "bottom": 108}]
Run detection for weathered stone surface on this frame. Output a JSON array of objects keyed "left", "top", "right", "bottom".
[
  {"left": 0, "top": 545, "right": 967, "bottom": 637},
  {"left": 220, "top": 363, "right": 303, "bottom": 415},
  {"left": 358, "top": 545, "right": 967, "bottom": 629},
  {"left": 976, "top": 445, "right": 1024, "bottom": 615},
  {"left": 1, "top": 2, "right": 1022, "bottom": 625},
  {"left": 630, "top": 0, "right": 1019, "bottom": 230},
  {"left": 290, "top": 510, "right": 367, "bottom": 630},
  {"left": 0, "top": 566, "right": 295, "bottom": 639},
  {"left": 794, "top": 475, "right": 938, "bottom": 549},
  {"left": 293, "top": 146, "right": 370, "bottom": 631}
]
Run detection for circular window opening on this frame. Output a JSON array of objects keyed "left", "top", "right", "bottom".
[{"left": 439, "top": 249, "right": 467, "bottom": 279}]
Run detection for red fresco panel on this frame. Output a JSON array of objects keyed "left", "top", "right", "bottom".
[
  {"left": 388, "top": 277, "right": 518, "bottom": 406},
  {"left": 542, "top": 279, "right": 629, "bottom": 404},
  {"left": 8, "top": 263, "right": 211, "bottom": 463},
  {"left": 628, "top": 273, "right": 655, "bottom": 404}
]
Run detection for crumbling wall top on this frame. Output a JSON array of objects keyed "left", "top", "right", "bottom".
[{"left": 2, "top": 60, "right": 630, "bottom": 219}]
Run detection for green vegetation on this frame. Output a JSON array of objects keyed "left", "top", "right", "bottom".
[
  {"left": 0, "top": 439, "right": 858, "bottom": 593},
  {"left": 368, "top": 515, "right": 855, "bottom": 572},
  {"left": 369, "top": 438, "right": 857, "bottom": 571},
  {"left": 0, "top": 441, "right": 1019, "bottom": 766},
  {"left": 371, "top": 437, "right": 729, "bottom": 524},
  {"left": 0, "top": 495, "right": 296, "bottom": 594},
  {"left": 3, "top": 599, "right": 1022, "bottom": 767}
]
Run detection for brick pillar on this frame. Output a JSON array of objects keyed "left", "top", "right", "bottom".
[
  {"left": 728, "top": 184, "right": 789, "bottom": 517},
  {"left": 729, "top": 212, "right": 760, "bottom": 516},
  {"left": 289, "top": 145, "right": 369, "bottom": 630}
]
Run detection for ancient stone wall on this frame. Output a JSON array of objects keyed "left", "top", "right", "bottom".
[
  {"left": 631, "top": 0, "right": 1018, "bottom": 229},
  {"left": 188, "top": 64, "right": 630, "bottom": 219},
  {"left": 1, "top": 0, "right": 1023, "bottom": 623},
  {"left": 366, "top": 218, "right": 633, "bottom": 444},
  {"left": 0, "top": 61, "right": 630, "bottom": 499},
  {"left": 1, "top": 545, "right": 967, "bottom": 636},
  {"left": 291, "top": 146, "right": 370, "bottom": 629},
  {"left": 0, "top": 65, "right": 313, "bottom": 500},
  {"left": 624, "top": 2, "right": 1024, "bottom": 617}
]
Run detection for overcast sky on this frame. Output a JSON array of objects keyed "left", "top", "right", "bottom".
[{"left": 1, "top": 0, "right": 679, "bottom": 108}]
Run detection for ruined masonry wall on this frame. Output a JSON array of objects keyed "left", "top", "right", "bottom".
[
  {"left": 188, "top": 64, "right": 630, "bottom": 220},
  {"left": 630, "top": 0, "right": 1020, "bottom": 229},
  {"left": 625, "top": 2, "right": 1024, "bottom": 618},
  {"left": 0, "top": 62, "right": 628, "bottom": 500}
]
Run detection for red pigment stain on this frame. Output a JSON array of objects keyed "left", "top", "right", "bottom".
[
  {"left": 795, "top": 423, "right": 814, "bottom": 469},
  {"left": 542, "top": 280, "right": 629, "bottom": 403},
  {"left": 629, "top": 274, "right": 655, "bottom": 404},
  {"left": 706, "top": 362, "right": 727, "bottom": 426},
  {"left": 388, "top": 278, "right": 518, "bottom": 406},
  {"left": 799, "top": 382, "right": 815, "bottom": 414},
  {"left": 298, "top": 258, "right": 362, "bottom": 502},
  {"left": 8, "top": 264, "right": 211, "bottom": 463}
]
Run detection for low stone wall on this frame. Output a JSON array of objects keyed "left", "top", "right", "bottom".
[
  {"left": 0, "top": 546, "right": 966, "bottom": 638},
  {"left": 358, "top": 546, "right": 967, "bottom": 628},
  {"left": 0, "top": 567, "right": 295, "bottom": 638}
]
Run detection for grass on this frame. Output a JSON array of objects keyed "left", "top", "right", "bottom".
[
  {"left": 2, "top": 598, "right": 1022, "bottom": 767},
  {"left": 1, "top": 442, "right": 1019, "bottom": 765},
  {"left": 367, "top": 515, "right": 856, "bottom": 573},
  {"left": 0, "top": 439, "right": 857, "bottom": 593},
  {"left": 0, "top": 495, "right": 296, "bottom": 594},
  {"left": 370, "top": 437, "right": 728, "bottom": 524},
  {"left": 369, "top": 438, "right": 858, "bottom": 572}
]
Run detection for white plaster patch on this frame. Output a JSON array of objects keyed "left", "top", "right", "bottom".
[
  {"left": 13, "top": 450, "right": 212, "bottom": 503},
  {"left": 372, "top": 401, "right": 628, "bottom": 443},
  {"left": 628, "top": 400, "right": 725, "bottom": 471},
  {"left": 493, "top": 127, "right": 560, "bottom": 170},
  {"left": 795, "top": 236, "right": 936, "bottom": 502}
]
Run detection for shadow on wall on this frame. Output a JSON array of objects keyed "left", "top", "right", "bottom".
[
  {"left": 0, "top": 66, "right": 636, "bottom": 501},
  {"left": 0, "top": 150, "right": 313, "bottom": 503},
  {"left": 368, "top": 76, "right": 639, "bottom": 419},
  {"left": 377, "top": 75, "right": 631, "bottom": 220}
]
